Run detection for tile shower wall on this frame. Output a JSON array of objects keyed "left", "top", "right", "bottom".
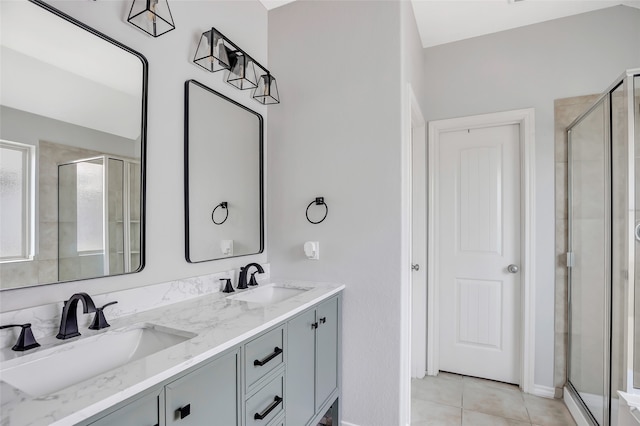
[{"left": 554, "top": 94, "right": 600, "bottom": 397}]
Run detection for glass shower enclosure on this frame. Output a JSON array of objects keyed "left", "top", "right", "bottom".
[
  {"left": 567, "top": 69, "right": 640, "bottom": 426},
  {"left": 58, "top": 155, "right": 141, "bottom": 281}
]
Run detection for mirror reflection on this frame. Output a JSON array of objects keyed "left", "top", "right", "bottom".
[
  {"left": 185, "top": 80, "right": 263, "bottom": 262},
  {"left": 0, "top": 0, "right": 146, "bottom": 289}
]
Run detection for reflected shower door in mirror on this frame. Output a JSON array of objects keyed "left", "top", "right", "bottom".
[
  {"left": 185, "top": 80, "right": 263, "bottom": 262},
  {"left": 0, "top": 0, "right": 147, "bottom": 289},
  {"left": 58, "top": 156, "right": 141, "bottom": 281}
]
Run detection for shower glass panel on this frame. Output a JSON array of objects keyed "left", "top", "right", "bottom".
[
  {"left": 567, "top": 69, "right": 640, "bottom": 426},
  {"left": 58, "top": 156, "right": 140, "bottom": 281},
  {"left": 635, "top": 75, "right": 640, "bottom": 390},
  {"left": 610, "top": 82, "right": 627, "bottom": 426},
  {"left": 568, "top": 98, "right": 609, "bottom": 426},
  {"left": 58, "top": 158, "right": 106, "bottom": 281}
]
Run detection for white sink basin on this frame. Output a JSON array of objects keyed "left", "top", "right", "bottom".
[
  {"left": 227, "top": 284, "right": 308, "bottom": 305},
  {"left": 0, "top": 324, "right": 195, "bottom": 397}
]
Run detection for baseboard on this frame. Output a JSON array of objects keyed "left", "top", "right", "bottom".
[
  {"left": 341, "top": 422, "right": 360, "bottom": 426},
  {"left": 531, "top": 384, "right": 556, "bottom": 399},
  {"left": 564, "top": 386, "right": 592, "bottom": 426}
]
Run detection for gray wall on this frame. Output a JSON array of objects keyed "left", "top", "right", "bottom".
[
  {"left": 0, "top": 0, "right": 268, "bottom": 311},
  {"left": 421, "top": 5, "right": 640, "bottom": 388},
  {"left": 267, "top": 1, "right": 424, "bottom": 424}
]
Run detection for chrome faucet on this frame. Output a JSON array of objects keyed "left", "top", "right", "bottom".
[
  {"left": 56, "top": 293, "right": 97, "bottom": 340},
  {"left": 237, "top": 263, "right": 265, "bottom": 289}
]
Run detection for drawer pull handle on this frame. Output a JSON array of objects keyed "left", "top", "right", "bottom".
[
  {"left": 254, "top": 395, "right": 283, "bottom": 420},
  {"left": 177, "top": 403, "right": 191, "bottom": 419},
  {"left": 254, "top": 347, "right": 283, "bottom": 366}
]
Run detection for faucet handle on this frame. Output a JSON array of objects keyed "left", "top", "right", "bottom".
[
  {"left": 0, "top": 323, "right": 40, "bottom": 351},
  {"left": 88, "top": 301, "right": 118, "bottom": 330},
  {"left": 221, "top": 278, "right": 235, "bottom": 293},
  {"left": 248, "top": 271, "right": 259, "bottom": 287}
]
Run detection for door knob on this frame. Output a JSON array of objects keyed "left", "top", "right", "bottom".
[
  {"left": 412, "top": 264, "right": 420, "bottom": 271},
  {"left": 507, "top": 264, "right": 519, "bottom": 274}
]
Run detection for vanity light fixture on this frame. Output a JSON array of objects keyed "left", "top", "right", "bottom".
[
  {"left": 194, "top": 28, "right": 230, "bottom": 73},
  {"left": 253, "top": 73, "right": 280, "bottom": 105},
  {"left": 226, "top": 52, "right": 258, "bottom": 90},
  {"left": 127, "top": 0, "right": 175, "bottom": 37},
  {"left": 193, "top": 27, "right": 280, "bottom": 105}
]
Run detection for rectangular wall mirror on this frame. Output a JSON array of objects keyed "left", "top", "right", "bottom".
[
  {"left": 0, "top": 0, "right": 147, "bottom": 290},
  {"left": 184, "top": 80, "right": 263, "bottom": 262}
]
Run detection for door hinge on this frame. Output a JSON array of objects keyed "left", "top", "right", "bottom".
[{"left": 566, "top": 252, "right": 575, "bottom": 268}]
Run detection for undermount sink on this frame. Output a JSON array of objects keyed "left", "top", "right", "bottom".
[
  {"left": 227, "top": 284, "right": 308, "bottom": 305},
  {"left": 0, "top": 324, "right": 195, "bottom": 397}
]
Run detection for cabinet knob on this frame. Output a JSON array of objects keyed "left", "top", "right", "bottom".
[
  {"left": 311, "top": 322, "right": 318, "bottom": 329},
  {"left": 319, "top": 317, "right": 327, "bottom": 324},
  {"left": 177, "top": 403, "right": 191, "bottom": 419}
]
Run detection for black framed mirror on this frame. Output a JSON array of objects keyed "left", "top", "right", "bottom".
[
  {"left": 184, "top": 80, "right": 263, "bottom": 262},
  {"left": 0, "top": 0, "right": 147, "bottom": 290}
]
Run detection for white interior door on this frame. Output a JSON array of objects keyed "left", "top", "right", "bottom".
[{"left": 437, "top": 124, "right": 521, "bottom": 384}]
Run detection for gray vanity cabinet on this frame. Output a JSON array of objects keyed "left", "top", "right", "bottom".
[
  {"left": 165, "top": 350, "right": 240, "bottom": 425},
  {"left": 88, "top": 387, "right": 164, "bottom": 426},
  {"left": 79, "top": 293, "right": 341, "bottom": 426},
  {"left": 286, "top": 296, "right": 339, "bottom": 426}
]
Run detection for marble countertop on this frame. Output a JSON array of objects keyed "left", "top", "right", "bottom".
[{"left": 0, "top": 281, "right": 344, "bottom": 426}]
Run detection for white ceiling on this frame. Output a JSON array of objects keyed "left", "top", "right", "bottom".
[{"left": 260, "top": 0, "right": 640, "bottom": 48}]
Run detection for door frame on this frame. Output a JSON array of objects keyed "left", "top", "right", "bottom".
[
  {"left": 410, "top": 88, "right": 427, "bottom": 380},
  {"left": 427, "top": 108, "right": 536, "bottom": 393}
]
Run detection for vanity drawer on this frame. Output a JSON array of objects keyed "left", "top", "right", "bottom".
[
  {"left": 245, "top": 374, "right": 284, "bottom": 426},
  {"left": 245, "top": 326, "right": 284, "bottom": 389}
]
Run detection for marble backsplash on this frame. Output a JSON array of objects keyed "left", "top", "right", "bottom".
[{"left": 0, "top": 264, "right": 270, "bottom": 349}]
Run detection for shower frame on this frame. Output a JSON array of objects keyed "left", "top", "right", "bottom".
[{"left": 566, "top": 68, "right": 639, "bottom": 426}]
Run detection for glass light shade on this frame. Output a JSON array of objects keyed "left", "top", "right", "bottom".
[
  {"left": 194, "top": 29, "right": 230, "bottom": 73},
  {"left": 127, "top": 0, "right": 175, "bottom": 38},
  {"left": 253, "top": 74, "right": 280, "bottom": 105},
  {"left": 226, "top": 53, "right": 258, "bottom": 90}
]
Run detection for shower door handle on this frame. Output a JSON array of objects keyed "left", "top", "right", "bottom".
[{"left": 507, "top": 264, "right": 519, "bottom": 274}]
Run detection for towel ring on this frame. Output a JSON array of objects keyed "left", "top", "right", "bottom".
[
  {"left": 212, "top": 202, "right": 229, "bottom": 225},
  {"left": 306, "top": 197, "right": 328, "bottom": 224}
]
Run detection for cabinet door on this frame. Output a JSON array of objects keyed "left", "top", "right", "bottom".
[
  {"left": 286, "top": 308, "right": 316, "bottom": 426},
  {"left": 165, "top": 350, "right": 239, "bottom": 426},
  {"left": 315, "top": 297, "right": 338, "bottom": 410},
  {"left": 89, "top": 388, "right": 163, "bottom": 426}
]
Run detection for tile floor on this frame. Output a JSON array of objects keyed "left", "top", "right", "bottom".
[{"left": 411, "top": 372, "right": 577, "bottom": 426}]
